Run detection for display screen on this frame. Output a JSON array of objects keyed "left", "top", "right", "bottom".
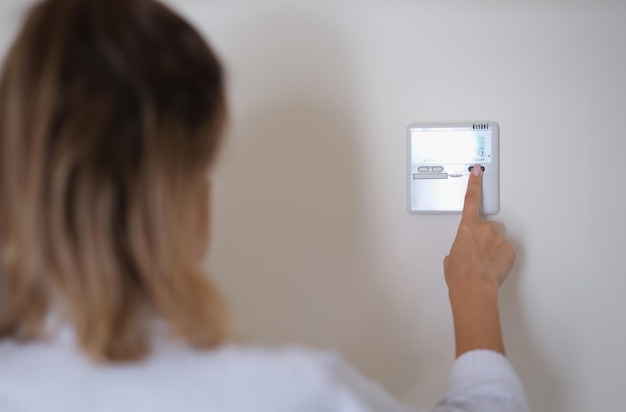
[{"left": 411, "top": 130, "right": 492, "bottom": 164}]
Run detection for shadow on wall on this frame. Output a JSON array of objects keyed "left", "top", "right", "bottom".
[
  {"left": 501, "top": 213, "right": 565, "bottom": 412},
  {"left": 211, "top": 8, "right": 420, "bottom": 399}
]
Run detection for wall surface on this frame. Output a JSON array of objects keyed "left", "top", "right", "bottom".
[{"left": 1, "top": 1, "right": 625, "bottom": 411}]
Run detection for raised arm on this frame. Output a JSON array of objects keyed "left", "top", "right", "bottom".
[
  {"left": 432, "top": 165, "right": 528, "bottom": 412},
  {"left": 444, "top": 165, "right": 515, "bottom": 357}
]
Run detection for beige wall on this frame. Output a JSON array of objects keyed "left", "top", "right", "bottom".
[{"left": 2, "top": 1, "right": 625, "bottom": 411}]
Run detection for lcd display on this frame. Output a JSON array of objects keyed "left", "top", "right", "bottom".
[{"left": 411, "top": 130, "right": 492, "bottom": 164}]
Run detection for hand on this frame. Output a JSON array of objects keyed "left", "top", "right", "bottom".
[
  {"left": 444, "top": 165, "right": 516, "bottom": 357},
  {"left": 444, "top": 165, "right": 515, "bottom": 292}
]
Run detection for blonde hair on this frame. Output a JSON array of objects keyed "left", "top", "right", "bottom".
[{"left": 0, "top": 0, "right": 228, "bottom": 361}]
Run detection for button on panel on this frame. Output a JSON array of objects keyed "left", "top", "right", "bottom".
[
  {"left": 413, "top": 173, "right": 448, "bottom": 180},
  {"left": 432, "top": 166, "right": 444, "bottom": 173},
  {"left": 418, "top": 166, "right": 430, "bottom": 172}
]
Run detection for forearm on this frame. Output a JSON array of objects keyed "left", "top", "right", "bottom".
[{"left": 449, "top": 283, "right": 504, "bottom": 358}]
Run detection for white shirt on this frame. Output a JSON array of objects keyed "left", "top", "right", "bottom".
[{"left": 0, "top": 322, "right": 529, "bottom": 412}]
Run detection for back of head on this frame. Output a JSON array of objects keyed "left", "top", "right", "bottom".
[{"left": 0, "top": 0, "right": 228, "bottom": 361}]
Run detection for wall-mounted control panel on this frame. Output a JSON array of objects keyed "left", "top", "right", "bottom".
[{"left": 407, "top": 122, "right": 499, "bottom": 214}]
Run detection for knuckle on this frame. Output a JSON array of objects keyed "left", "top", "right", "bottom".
[
  {"left": 464, "top": 191, "right": 479, "bottom": 204},
  {"left": 478, "top": 224, "right": 492, "bottom": 236},
  {"left": 508, "top": 244, "right": 516, "bottom": 259},
  {"left": 503, "top": 242, "right": 516, "bottom": 260},
  {"left": 457, "top": 224, "right": 474, "bottom": 237},
  {"left": 484, "top": 221, "right": 496, "bottom": 231},
  {"left": 485, "top": 221, "right": 502, "bottom": 234}
]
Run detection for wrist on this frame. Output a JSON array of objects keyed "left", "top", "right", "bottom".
[
  {"left": 447, "top": 278, "right": 499, "bottom": 301},
  {"left": 448, "top": 282, "right": 500, "bottom": 317},
  {"left": 448, "top": 280, "right": 504, "bottom": 358}
]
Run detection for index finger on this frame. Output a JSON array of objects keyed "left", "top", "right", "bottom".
[{"left": 461, "top": 164, "right": 483, "bottom": 224}]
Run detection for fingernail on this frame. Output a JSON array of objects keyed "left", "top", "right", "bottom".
[{"left": 472, "top": 164, "right": 481, "bottom": 176}]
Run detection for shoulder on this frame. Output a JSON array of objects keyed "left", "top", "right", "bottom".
[
  {"left": 162, "top": 344, "right": 373, "bottom": 411},
  {"left": 204, "top": 344, "right": 412, "bottom": 412},
  {"left": 173, "top": 343, "right": 410, "bottom": 411},
  {"left": 189, "top": 343, "right": 347, "bottom": 385}
]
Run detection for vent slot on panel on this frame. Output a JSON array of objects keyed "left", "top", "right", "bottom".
[{"left": 472, "top": 123, "right": 489, "bottom": 130}]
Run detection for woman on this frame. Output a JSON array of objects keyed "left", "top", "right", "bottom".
[{"left": 0, "top": 0, "right": 528, "bottom": 411}]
